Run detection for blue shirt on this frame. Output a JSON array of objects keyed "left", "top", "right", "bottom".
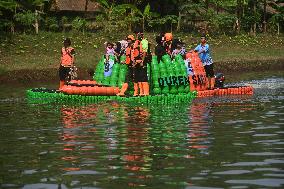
[{"left": 194, "top": 44, "right": 213, "bottom": 66}]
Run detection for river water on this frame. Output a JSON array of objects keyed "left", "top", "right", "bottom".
[{"left": 0, "top": 71, "right": 283, "bottom": 189}]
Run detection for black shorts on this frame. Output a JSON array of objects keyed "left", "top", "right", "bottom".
[
  {"left": 125, "top": 66, "right": 134, "bottom": 84},
  {"left": 134, "top": 65, "right": 148, "bottom": 82},
  {"left": 59, "top": 65, "right": 71, "bottom": 81},
  {"left": 204, "top": 64, "right": 214, "bottom": 77}
]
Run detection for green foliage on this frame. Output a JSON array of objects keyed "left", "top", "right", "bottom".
[
  {"left": 72, "top": 17, "right": 88, "bottom": 33},
  {"left": 0, "top": 0, "right": 283, "bottom": 34},
  {"left": 44, "top": 16, "right": 58, "bottom": 31},
  {"left": 14, "top": 10, "right": 36, "bottom": 28},
  {"left": 61, "top": 16, "right": 68, "bottom": 25},
  {"left": 26, "top": 0, "right": 50, "bottom": 7},
  {"left": 209, "top": 13, "right": 237, "bottom": 33},
  {"left": 149, "top": 15, "right": 178, "bottom": 30},
  {"left": 0, "top": 19, "right": 14, "bottom": 31},
  {"left": 0, "top": 0, "right": 17, "bottom": 11}
]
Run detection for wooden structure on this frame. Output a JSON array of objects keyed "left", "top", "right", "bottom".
[{"left": 50, "top": 0, "right": 100, "bottom": 12}]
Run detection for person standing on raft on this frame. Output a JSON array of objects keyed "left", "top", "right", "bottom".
[
  {"left": 155, "top": 35, "right": 166, "bottom": 63},
  {"left": 117, "top": 29, "right": 150, "bottom": 96},
  {"left": 59, "top": 38, "right": 76, "bottom": 89},
  {"left": 194, "top": 35, "right": 215, "bottom": 89},
  {"left": 164, "top": 33, "right": 173, "bottom": 56},
  {"left": 133, "top": 28, "right": 150, "bottom": 96},
  {"left": 116, "top": 35, "right": 136, "bottom": 96}
]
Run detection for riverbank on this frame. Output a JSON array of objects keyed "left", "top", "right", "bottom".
[{"left": 0, "top": 32, "right": 283, "bottom": 83}]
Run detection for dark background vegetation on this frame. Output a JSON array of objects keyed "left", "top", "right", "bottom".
[
  {"left": 1, "top": 0, "right": 284, "bottom": 35},
  {"left": 0, "top": 0, "right": 283, "bottom": 83}
]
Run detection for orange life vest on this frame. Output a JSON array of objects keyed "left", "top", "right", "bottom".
[
  {"left": 132, "top": 40, "right": 144, "bottom": 62},
  {"left": 61, "top": 47, "right": 74, "bottom": 67},
  {"left": 125, "top": 40, "right": 145, "bottom": 65},
  {"left": 125, "top": 46, "right": 132, "bottom": 65}
]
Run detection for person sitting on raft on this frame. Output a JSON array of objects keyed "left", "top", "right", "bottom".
[
  {"left": 114, "top": 39, "right": 128, "bottom": 63},
  {"left": 105, "top": 42, "right": 117, "bottom": 62},
  {"left": 171, "top": 41, "right": 183, "bottom": 58},
  {"left": 59, "top": 38, "right": 76, "bottom": 89},
  {"left": 171, "top": 38, "right": 187, "bottom": 59},
  {"left": 104, "top": 42, "right": 117, "bottom": 77},
  {"left": 194, "top": 35, "right": 215, "bottom": 89}
]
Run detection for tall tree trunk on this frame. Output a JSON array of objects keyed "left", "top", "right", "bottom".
[
  {"left": 34, "top": 10, "right": 39, "bottom": 34},
  {"left": 263, "top": 0, "right": 267, "bottom": 33},
  {"left": 142, "top": 17, "right": 145, "bottom": 33},
  {"left": 236, "top": 0, "right": 242, "bottom": 34},
  {"left": 11, "top": 24, "right": 15, "bottom": 35},
  {"left": 176, "top": 11, "right": 181, "bottom": 32},
  {"left": 253, "top": 0, "right": 257, "bottom": 35}
]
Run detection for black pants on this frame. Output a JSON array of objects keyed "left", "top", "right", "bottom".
[
  {"left": 59, "top": 65, "right": 71, "bottom": 81},
  {"left": 204, "top": 64, "right": 214, "bottom": 77},
  {"left": 134, "top": 65, "right": 148, "bottom": 82},
  {"left": 125, "top": 66, "right": 134, "bottom": 84}
]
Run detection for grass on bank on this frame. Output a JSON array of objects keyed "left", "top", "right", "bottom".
[{"left": 0, "top": 31, "right": 284, "bottom": 74}]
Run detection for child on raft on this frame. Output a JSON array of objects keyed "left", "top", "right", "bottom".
[
  {"left": 104, "top": 42, "right": 116, "bottom": 77},
  {"left": 59, "top": 38, "right": 76, "bottom": 89}
]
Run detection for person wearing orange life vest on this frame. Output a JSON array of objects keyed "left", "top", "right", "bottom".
[
  {"left": 59, "top": 38, "right": 75, "bottom": 89},
  {"left": 164, "top": 32, "right": 173, "bottom": 56},
  {"left": 116, "top": 35, "right": 136, "bottom": 96},
  {"left": 133, "top": 28, "right": 150, "bottom": 96}
]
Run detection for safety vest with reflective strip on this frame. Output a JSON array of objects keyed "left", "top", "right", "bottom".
[{"left": 61, "top": 47, "right": 74, "bottom": 67}]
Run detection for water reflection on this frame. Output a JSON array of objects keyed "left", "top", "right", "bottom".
[
  {"left": 1, "top": 75, "right": 283, "bottom": 188},
  {"left": 188, "top": 102, "right": 211, "bottom": 153},
  {"left": 57, "top": 98, "right": 245, "bottom": 187}
]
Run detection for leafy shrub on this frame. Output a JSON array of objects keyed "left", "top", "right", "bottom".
[
  {"left": 44, "top": 17, "right": 59, "bottom": 32},
  {"left": 209, "top": 13, "right": 236, "bottom": 34},
  {"left": 14, "top": 11, "right": 36, "bottom": 32},
  {"left": 72, "top": 17, "right": 88, "bottom": 33}
]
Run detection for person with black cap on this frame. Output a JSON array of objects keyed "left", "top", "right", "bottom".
[
  {"left": 155, "top": 35, "right": 166, "bottom": 63},
  {"left": 133, "top": 27, "right": 150, "bottom": 96},
  {"left": 59, "top": 38, "right": 76, "bottom": 89},
  {"left": 194, "top": 35, "right": 215, "bottom": 89}
]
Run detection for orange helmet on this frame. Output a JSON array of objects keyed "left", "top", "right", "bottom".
[
  {"left": 165, "top": 33, "right": 173, "bottom": 41},
  {"left": 127, "top": 35, "right": 135, "bottom": 41}
]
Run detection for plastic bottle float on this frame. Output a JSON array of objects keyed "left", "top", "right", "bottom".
[{"left": 27, "top": 53, "right": 253, "bottom": 103}]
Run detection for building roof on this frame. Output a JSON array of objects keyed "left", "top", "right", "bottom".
[
  {"left": 260, "top": 1, "right": 284, "bottom": 14},
  {"left": 51, "top": 0, "right": 100, "bottom": 12}
]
